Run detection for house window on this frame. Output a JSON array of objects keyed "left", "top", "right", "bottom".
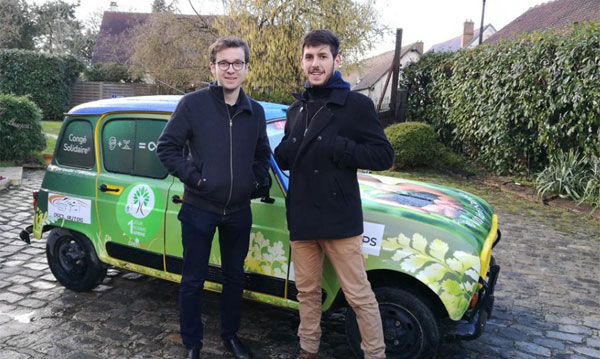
[
  {"left": 56, "top": 120, "right": 95, "bottom": 169},
  {"left": 102, "top": 119, "right": 168, "bottom": 179}
]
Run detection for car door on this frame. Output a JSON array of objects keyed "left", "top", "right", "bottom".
[
  {"left": 95, "top": 114, "right": 172, "bottom": 272},
  {"left": 164, "top": 159, "right": 291, "bottom": 301}
]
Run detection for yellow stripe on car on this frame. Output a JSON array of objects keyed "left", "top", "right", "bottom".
[{"left": 479, "top": 214, "right": 498, "bottom": 279}]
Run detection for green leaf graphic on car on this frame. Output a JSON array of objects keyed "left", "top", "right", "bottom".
[
  {"left": 382, "top": 233, "right": 480, "bottom": 318},
  {"left": 245, "top": 232, "right": 288, "bottom": 278}
]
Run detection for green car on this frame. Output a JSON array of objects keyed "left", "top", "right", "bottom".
[{"left": 21, "top": 96, "right": 500, "bottom": 359}]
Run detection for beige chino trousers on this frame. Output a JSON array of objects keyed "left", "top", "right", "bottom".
[{"left": 290, "top": 235, "right": 386, "bottom": 359}]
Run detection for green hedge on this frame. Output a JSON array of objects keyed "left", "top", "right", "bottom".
[
  {"left": 249, "top": 89, "right": 295, "bottom": 105},
  {"left": 384, "top": 122, "right": 439, "bottom": 169},
  {"left": 0, "top": 49, "right": 84, "bottom": 121},
  {"left": 0, "top": 94, "right": 45, "bottom": 161},
  {"left": 401, "top": 23, "right": 600, "bottom": 174},
  {"left": 82, "top": 62, "right": 139, "bottom": 83}
]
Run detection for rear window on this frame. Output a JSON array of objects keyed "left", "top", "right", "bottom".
[
  {"left": 102, "top": 118, "right": 168, "bottom": 179},
  {"left": 56, "top": 120, "right": 95, "bottom": 169}
]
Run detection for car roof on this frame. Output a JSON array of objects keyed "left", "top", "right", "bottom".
[{"left": 68, "top": 95, "right": 288, "bottom": 120}]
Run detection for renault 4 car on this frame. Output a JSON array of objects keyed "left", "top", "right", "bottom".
[{"left": 21, "top": 95, "right": 500, "bottom": 359}]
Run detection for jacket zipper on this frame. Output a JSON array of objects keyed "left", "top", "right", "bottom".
[
  {"left": 223, "top": 106, "right": 241, "bottom": 215},
  {"left": 304, "top": 104, "right": 327, "bottom": 136}
]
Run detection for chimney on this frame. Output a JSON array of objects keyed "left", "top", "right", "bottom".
[
  {"left": 109, "top": 1, "right": 118, "bottom": 11},
  {"left": 461, "top": 20, "right": 474, "bottom": 47},
  {"left": 414, "top": 41, "right": 424, "bottom": 54}
]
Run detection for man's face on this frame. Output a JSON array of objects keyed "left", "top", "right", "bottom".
[
  {"left": 210, "top": 47, "right": 248, "bottom": 92},
  {"left": 300, "top": 44, "right": 341, "bottom": 87}
]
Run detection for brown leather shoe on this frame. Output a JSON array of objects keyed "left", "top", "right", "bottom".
[{"left": 294, "top": 348, "right": 318, "bottom": 359}]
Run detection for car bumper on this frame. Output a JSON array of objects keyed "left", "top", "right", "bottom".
[
  {"left": 19, "top": 225, "right": 33, "bottom": 244},
  {"left": 445, "top": 257, "right": 501, "bottom": 341}
]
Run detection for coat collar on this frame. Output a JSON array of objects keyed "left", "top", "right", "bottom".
[
  {"left": 208, "top": 83, "right": 253, "bottom": 114},
  {"left": 291, "top": 87, "right": 349, "bottom": 107}
]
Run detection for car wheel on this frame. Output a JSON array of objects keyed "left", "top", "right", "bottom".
[
  {"left": 345, "top": 287, "right": 441, "bottom": 359},
  {"left": 46, "top": 228, "right": 106, "bottom": 292}
]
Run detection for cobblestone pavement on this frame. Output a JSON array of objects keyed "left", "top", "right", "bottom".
[{"left": 1, "top": 170, "right": 599, "bottom": 359}]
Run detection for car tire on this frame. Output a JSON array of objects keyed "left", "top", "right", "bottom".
[
  {"left": 46, "top": 228, "right": 107, "bottom": 292},
  {"left": 345, "top": 287, "right": 441, "bottom": 359}
]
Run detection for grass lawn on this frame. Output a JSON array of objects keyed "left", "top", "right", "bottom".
[
  {"left": 43, "top": 135, "right": 57, "bottom": 155},
  {"left": 41, "top": 121, "right": 62, "bottom": 136}
]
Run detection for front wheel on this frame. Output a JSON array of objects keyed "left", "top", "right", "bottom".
[
  {"left": 46, "top": 228, "right": 107, "bottom": 292},
  {"left": 345, "top": 287, "right": 441, "bottom": 359}
]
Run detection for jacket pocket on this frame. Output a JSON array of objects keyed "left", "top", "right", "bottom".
[
  {"left": 193, "top": 162, "right": 205, "bottom": 189},
  {"left": 332, "top": 176, "right": 349, "bottom": 207}
]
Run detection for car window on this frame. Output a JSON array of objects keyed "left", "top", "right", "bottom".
[
  {"left": 56, "top": 119, "right": 95, "bottom": 169},
  {"left": 266, "top": 118, "right": 286, "bottom": 153},
  {"left": 267, "top": 118, "right": 289, "bottom": 178},
  {"left": 102, "top": 118, "right": 168, "bottom": 179}
]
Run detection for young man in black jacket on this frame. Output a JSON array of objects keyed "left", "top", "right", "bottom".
[
  {"left": 157, "top": 36, "right": 270, "bottom": 359},
  {"left": 274, "top": 30, "right": 393, "bottom": 359}
]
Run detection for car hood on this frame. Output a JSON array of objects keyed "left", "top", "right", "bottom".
[{"left": 359, "top": 173, "right": 494, "bottom": 251}]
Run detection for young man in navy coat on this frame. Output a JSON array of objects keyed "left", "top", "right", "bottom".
[
  {"left": 274, "top": 30, "right": 393, "bottom": 359},
  {"left": 158, "top": 36, "right": 270, "bottom": 359}
]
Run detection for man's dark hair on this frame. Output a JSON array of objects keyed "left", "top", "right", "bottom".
[
  {"left": 300, "top": 29, "right": 340, "bottom": 58},
  {"left": 208, "top": 36, "right": 250, "bottom": 63}
]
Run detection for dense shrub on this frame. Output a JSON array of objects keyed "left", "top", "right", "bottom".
[
  {"left": 82, "top": 62, "right": 139, "bottom": 83},
  {"left": 0, "top": 94, "right": 45, "bottom": 160},
  {"left": 249, "top": 89, "right": 295, "bottom": 105},
  {"left": 0, "top": 49, "right": 84, "bottom": 121},
  {"left": 535, "top": 150, "right": 600, "bottom": 208},
  {"left": 384, "top": 122, "right": 439, "bottom": 169},
  {"left": 401, "top": 23, "right": 600, "bottom": 174},
  {"left": 582, "top": 157, "right": 600, "bottom": 208},
  {"left": 401, "top": 51, "right": 455, "bottom": 146}
]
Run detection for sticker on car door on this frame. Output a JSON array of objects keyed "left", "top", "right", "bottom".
[
  {"left": 362, "top": 221, "right": 385, "bottom": 256},
  {"left": 48, "top": 193, "right": 92, "bottom": 224}
]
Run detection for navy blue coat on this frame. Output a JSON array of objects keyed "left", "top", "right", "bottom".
[
  {"left": 157, "top": 85, "right": 270, "bottom": 215},
  {"left": 274, "top": 88, "right": 393, "bottom": 240}
]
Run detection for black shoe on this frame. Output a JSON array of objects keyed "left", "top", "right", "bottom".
[
  {"left": 223, "top": 335, "right": 253, "bottom": 359},
  {"left": 185, "top": 347, "right": 201, "bottom": 359}
]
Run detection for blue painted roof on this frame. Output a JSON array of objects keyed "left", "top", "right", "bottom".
[{"left": 68, "top": 95, "right": 288, "bottom": 120}]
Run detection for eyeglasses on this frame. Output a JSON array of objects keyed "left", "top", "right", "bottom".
[{"left": 215, "top": 61, "right": 246, "bottom": 71}]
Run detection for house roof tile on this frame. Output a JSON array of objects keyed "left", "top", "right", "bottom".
[
  {"left": 91, "top": 11, "right": 150, "bottom": 64},
  {"left": 428, "top": 24, "right": 496, "bottom": 53},
  {"left": 485, "top": 0, "right": 600, "bottom": 44},
  {"left": 350, "top": 43, "right": 422, "bottom": 91}
]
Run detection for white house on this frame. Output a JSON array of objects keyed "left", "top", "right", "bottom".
[{"left": 344, "top": 42, "right": 423, "bottom": 110}]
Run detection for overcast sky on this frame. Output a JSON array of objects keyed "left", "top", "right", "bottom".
[{"left": 31, "top": 0, "right": 551, "bottom": 56}]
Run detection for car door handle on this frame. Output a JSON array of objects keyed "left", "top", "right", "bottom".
[
  {"left": 260, "top": 196, "right": 275, "bottom": 204},
  {"left": 172, "top": 195, "right": 183, "bottom": 204},
  {"left": 99, "top": 184, "right": 119, "bottom": 192}
]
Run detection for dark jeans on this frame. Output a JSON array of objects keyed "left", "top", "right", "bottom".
[{"left": 177, "top": 203, "right": 252, "bottom": 348}]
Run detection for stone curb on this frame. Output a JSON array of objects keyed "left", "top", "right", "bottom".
[
  {"left": 0, "top": 177, "right": 9, "bottom": 191},
  {"left": 0, "top": 167, "right": 23, "bottom": 192}
]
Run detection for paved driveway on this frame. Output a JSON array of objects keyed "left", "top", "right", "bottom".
[{"left": 0, "top": 170, "right": 598, "bottom": 359}]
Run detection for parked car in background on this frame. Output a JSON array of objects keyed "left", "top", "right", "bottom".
[{"left": 21, "top": 96, "right": 500, "bottom": 359}]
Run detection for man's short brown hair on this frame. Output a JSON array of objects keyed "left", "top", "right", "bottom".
[
  {"left": 208, "top": 36, "right": 250, "bottom": 63},
  {"left": 300, "top": 29, "right": 340, "bottom": 58}
]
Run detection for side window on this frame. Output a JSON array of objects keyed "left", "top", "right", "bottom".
[
  {"left": 102, "top": 119, "right": 168, "bottom": 179},
  {"left": 56, "top": 120, "right": 95, "bottom": 169}
]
